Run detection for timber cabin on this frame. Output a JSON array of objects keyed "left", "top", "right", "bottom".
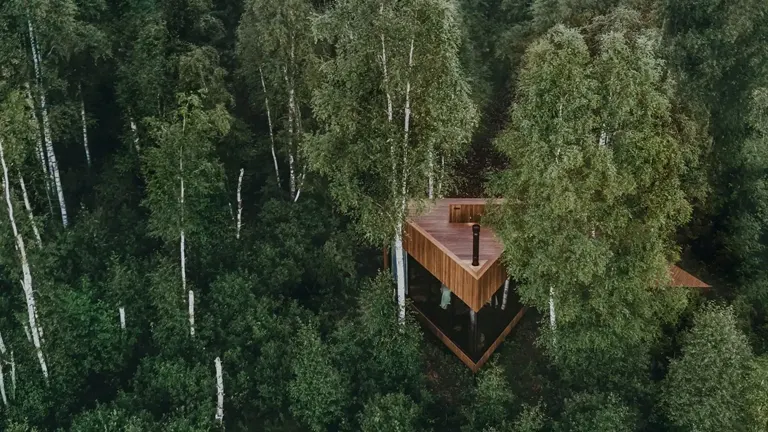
[{"left": 390, "top": 198, "right": 710, "bottom": 373}]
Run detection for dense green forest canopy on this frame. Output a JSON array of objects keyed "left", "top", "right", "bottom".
[{"left": 0, "top": 0, "right": 767, "bottom": 430}]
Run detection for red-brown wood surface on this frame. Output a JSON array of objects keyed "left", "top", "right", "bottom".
[
  {"left": 404, "top": 199, "right": 508, "bottom": 312},
  {"left": 409, "top": 199, "right": 503, "bottom": 277},
  {"left": 669, "top": 265, "right": 710, "bottom": 288}
]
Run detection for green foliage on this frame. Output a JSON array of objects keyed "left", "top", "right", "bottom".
[
  {"left": 487, "top": 22, "right": 691, "bottom": 395},
  {"left": 331, "top": 274, "right": 425, "bottom": 402},
  {"left": 556, "top": 392, "right": 635, "bottom": 432},
  {"left": 288, "top": 323, "right": 350, "bottom": 432},
  {"left": 141, "top": 91, "right": 231, "bottom": 275},
  {"left": 463, "top": 361, "right": 514, "bottom": 432},
  {"left": 0, "top": 0, "right": 767, "bottom": 430},
  {"left": 359, "top": 392, "right": 422, "bottom": 432},
  {"left": 661, "top": 303, "right": 768, "bottom": 431},
  {"left": 310, "top": 0, "right": 477, "bottom": 245}
]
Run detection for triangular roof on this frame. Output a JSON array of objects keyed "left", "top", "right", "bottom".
[{"left": 404, "top": 199, "right": 507, "bottom": 312}]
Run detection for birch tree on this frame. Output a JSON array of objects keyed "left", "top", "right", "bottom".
[
  {"left": 142, "top": 93, "right": 231, "bottom": 338},
  {"left": 0, "top": 90, "right": 48, "bottom": 382},
  {"left": 310, "top": 0, "right": 477, "bottom": 321},
  {"left": 24, "top": 15, "right": 67, "bottom": 227},
  {"left": 237, "top": 0, "right": 316, "bottom": 201},
  {"left": 487, "top": 24, "right": 691, "bottom": 393}
]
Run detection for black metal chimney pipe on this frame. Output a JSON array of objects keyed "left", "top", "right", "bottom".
[{"left": 472, "top": 224, "right": 480, "bottom": 266}]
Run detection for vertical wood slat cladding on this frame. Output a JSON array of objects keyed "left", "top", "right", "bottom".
[
  {"left": 404, "top": 222, "right": 481, "bottom": 310},
  {"left": 404, "top": 221, "right": 509, "bottom": 312},
  {"left": 477, "top": 261, "right": 507, "bottom": 309},
  {"left": 474, "top": 307, "right": 527, "bottom": 370},
  {"left": 448, "top": 203, "right": 485, "bottom": 223}
]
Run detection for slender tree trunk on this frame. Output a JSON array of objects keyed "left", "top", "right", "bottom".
[
  {"left": 215, "top": 357, "right": 224, "bottom": 424},
  {"left": 0, "top": 139, "right": 48, "bottom": 382},
  {"left": 188, "top": 290, "right": 195, "bottom": 337},
  {"left": 0, "top": 362, "right": 7, "bottom": 407},
  {"left": 394, "top": 220, "right": 406, "bottom": 323},
  {"left": 28, "top": 19, "right": 67, "bottom": 227},
  {"left": 24, "top": 83, "right": 48, "bottom": 177},
  {"left": 9, "top": 352, "right": 15, "bottom": 399},
  {"left": 130, "top": 117, "right": 141, "bottom": 152},
  {"left": 293, "top": 172, "right": 305, "bottom": 203},
  {"left": 380, "top": 32, "right": 395, "bottom": 200},
  {"left": 394, "top": 39, "right": 415, "bottom": 324},
  {"left": 502, "top": 278, "right": 510, "bottom": 310},
  {"left": 119, "top": 307, "right": 126, "bottom": 330},
  {"left": 427, "top": 146, "right": 434, "bottom": 199},
  {"left": 549, "top": 286, "right": 556, "bottom": 346},
  {"left": 437, "top": 156, "right": 444, "bottom": 197},
  {"left": 24, "top": 83, "right": 53, "bottom": 213},
  {"left": 259, "top": 66, "right": 281, "bottom": 188},
  {"left": 18, "top": 174, "right": 41, "bottom": 246},
  {"left": 236, "top": 168, "right": 243, "bottom": 239},
  {"left": 284, "top": 65, "right": 297, "bottom": 200},
  {"left": 33, "top": 295, "right": 44, "bottom": 344},
  {"left": 79, "top": 84, "right": 92, "bottom": 167},
  {"left": 0, "top": 332, "right": 5, "bottom": 354}
]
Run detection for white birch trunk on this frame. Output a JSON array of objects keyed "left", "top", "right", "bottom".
[
  {"left": 293, "top": 172, "right": 305, "bottom": 203},
  {"left": 549, "top": 286, "right": 556, "bottom": 347},
  {"left": 119, "top": 307, "right": 126, "bottom": 330},
  {"left": 28, "top": 20, "right": 67, "bottom": 228},
  {"left": 215, "top": 357, "right": 224, "bottom": 424},
  {"left": 24, "top": 83, "right": 49, "bottom": 179},
  {"left": 130, "top": 117, "right": 141, "bottom": 152},
  {"left": 427, "top": 147, "right": 434, "bottom": 199},
  {"left": 10, "top": 352, "right": 15, "bottom": 399},
  {"left": 288, "top": 152, "right": 296, "bottom": 200},
  {"left": 31, "top": 287, "right": 44, "bottom": 344},
  {"left": 180, "top": 147, "right": 186, "bottom": 297},
  {"left": 19, "top": 174, "right": 41, "bottom": 246},
  {"left": 501, "top": 278, "right": 510, "bottom": 310},
  {"left": 188, "top": 290, "right": 195, "bottom": 337},
  {"left": 80, "top": 85, "right": 92, "bottom": 167},
  {"left": 380, "top": 31, "right": 398, "bottom": 224},
  {"left": 25, "top": 83, "right": 53, "bottom": 214},
  {"left": 259, "top": 66, "right": 281, "bottom": 188},
  {"left": 284, "top": 64, "right": 297, "bottom": 201},
  {"left": 598, "top": 127, "right": 608, "bottom": 148},
  {"left": 437, "top": 156, "right": 444, "bottom": 197},
  {"left": 393, "top": 39, "right": 415, "bottom": 324},
  {"left": 0, "top": 139, "right": 48, "bottom": 381},
  {"left": 0, "top": 362, "right": 7, "bottom": 407},
  {"left": 0, "top": 331, "right": 6, "bottom": 355},
  {"left": 236, "top": 168, "right": 244, "bottom": 239},
  {"left": 394, "top": 221, "right": 406, "bottom": 323}
]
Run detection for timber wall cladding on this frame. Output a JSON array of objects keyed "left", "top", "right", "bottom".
[
  {"left": 404, "top": 222, "right": 481, "bottom": 309},
  {"left": 404, "top": 221, "right": 508, "bottom": 312}
]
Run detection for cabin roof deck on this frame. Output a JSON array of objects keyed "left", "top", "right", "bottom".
[{"left": 407, "top": 198, "right": 503, "bottom": 278}]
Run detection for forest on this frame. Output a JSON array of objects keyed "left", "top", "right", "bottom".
[{"left": 0, "top": 0, "right": 767, "bottom": 430}]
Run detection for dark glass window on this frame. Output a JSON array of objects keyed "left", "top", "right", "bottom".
[
  {"left": 475, "top": 280, "right": 522, "bottom": 358},
  {"left": 407, "top": 253, "right": 524, "bottom": 362},
  {"left": 407, "top": 254, "right": 475, "bottom": 357}
]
